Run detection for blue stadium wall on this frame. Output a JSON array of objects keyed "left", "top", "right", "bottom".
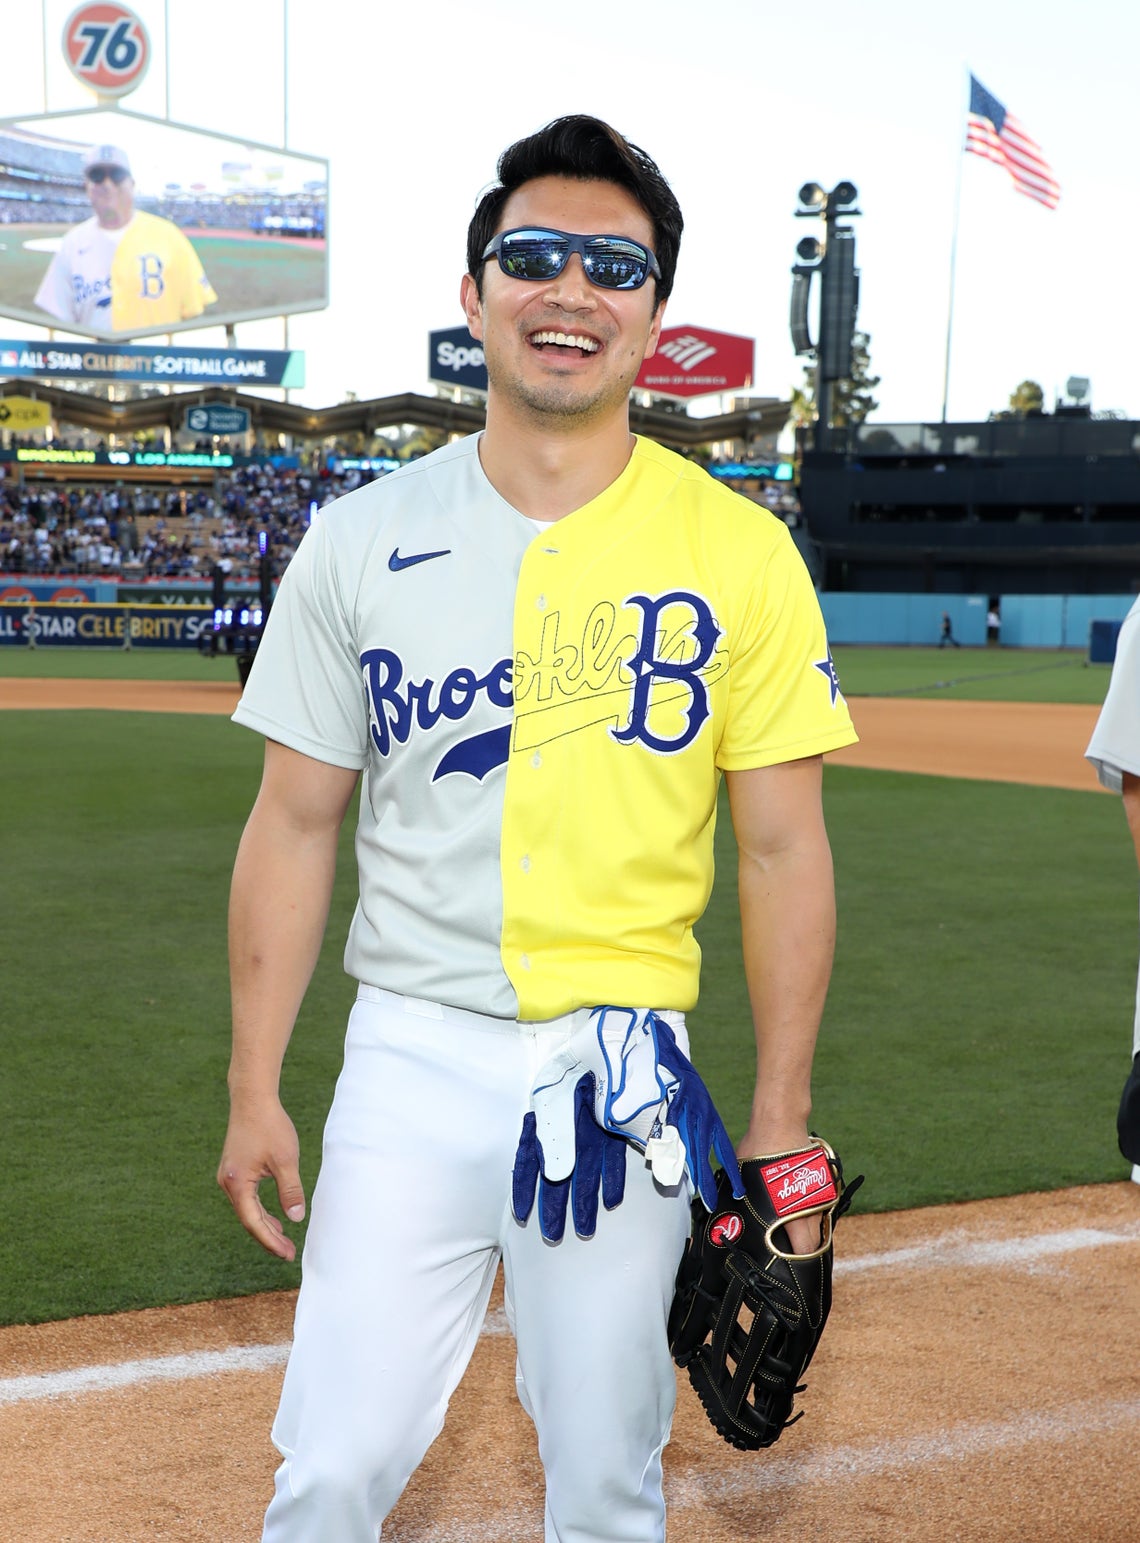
[{"left": 818, "top": 592, "right": 1135, "bottom": 649}]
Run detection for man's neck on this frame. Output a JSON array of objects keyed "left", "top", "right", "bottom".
[{"left": 477, "top": 404, "right": 636, "bottom": 521}]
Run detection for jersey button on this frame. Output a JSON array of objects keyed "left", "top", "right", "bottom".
[
  {"left": 531, "top": 752, "right": 542, "bottom": 769},
  {"left": 520, "top": 855, "right": 531, "bottom": 873},
  {"left": 520, "top": 954, "right": 531, "bottom": 970},
  {"left": 536, "top": 595, "right": 546, "bottom": 610}
]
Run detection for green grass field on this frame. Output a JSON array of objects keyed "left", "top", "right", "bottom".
[
  {"left": 832, "top": 646, "right": 1113, "bottom": 704},
  {"left": 0, "top": 642, "right": 1113, "bottom": 700},
  {"left": 0, "top": 646, "right": 243, "bottom": 680},
  {"left": 0, "top": 644, "right": 1131, "bottom": 1324}
]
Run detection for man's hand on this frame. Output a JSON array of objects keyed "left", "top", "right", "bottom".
[
  {"left": 217, "top": 1096, "right": 306, "bottom": 1262},
  {"left": 738, "top": 1121, "right": 820, "bottom": 1254}
]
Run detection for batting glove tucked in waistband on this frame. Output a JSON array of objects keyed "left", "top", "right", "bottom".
[{"left": 511, "top": 1006, "right": 743, "bottom": 1240}]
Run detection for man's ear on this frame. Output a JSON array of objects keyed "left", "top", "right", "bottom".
[
  {"left": 460, "top": 273, "right": 483, "bottom": 341},
  {"left": 642, "top": 298, "right": 667, "bottom": 361}
]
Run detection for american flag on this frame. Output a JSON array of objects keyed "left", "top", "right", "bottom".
[{"left": 966, "top": 75, "right": 1060, "bottom": 209}]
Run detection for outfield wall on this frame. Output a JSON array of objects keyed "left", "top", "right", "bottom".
[{"left": 818, "top": 592, "right": 1135, "bottom": 649}]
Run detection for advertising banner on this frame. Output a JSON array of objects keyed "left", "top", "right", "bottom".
[
  {"left": 636, "top": 325, "right": 754, "bottom": 400},
  {"left": 63, "top": 4, "right": 152, "bottom": 99},
  {"left": 0, "top": 580, "right": 101, "bottom": 604},
  {"left": 0, "top": 339, "right": 304, "bottom": 387},
  {"left": 116, "top": 583, "right": 258, "bottom": 607},
  {"left": 0, "top": 395, "right": 52, "bottom": 430},
  {"left": 708, "top": 461, "right": 794, "bottom": 481},
  {"left": 183, "top": 404, "right": 251, "bottom": 435},
  {"left": 0, "top": 108, "right": 327, "bottom": 340},
  {"left": 0, "top": 600, "right": 214, "bottom": 648},
  {"left": 3, "top": 447, "right": 236, "bottom": 471},
  {"left": 428, "top": 326, "right": 487, "bottom": 392}
]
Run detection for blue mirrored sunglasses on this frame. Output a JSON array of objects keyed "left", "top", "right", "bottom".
[{"left": 481, "top": 227, "right": 661, "bottom": 291}]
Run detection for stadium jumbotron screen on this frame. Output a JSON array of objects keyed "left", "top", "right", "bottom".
[{"left": 0, "top": 109, "right": 328, "bottom": 341}]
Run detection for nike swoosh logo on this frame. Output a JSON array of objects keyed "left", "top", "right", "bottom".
[{"left": 388, "top": 546, "right": 451, "bottom": 572}]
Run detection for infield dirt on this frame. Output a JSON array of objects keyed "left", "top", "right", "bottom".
[{"left": 0, "top": 677, "right": 1108, "bottom": 795}]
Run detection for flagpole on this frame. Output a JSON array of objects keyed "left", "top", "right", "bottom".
[{"left": 940, "top": 69, "right": 970, "bottom": 423}]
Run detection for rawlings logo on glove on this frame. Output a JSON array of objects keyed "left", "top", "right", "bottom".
[{"left": 668, "top": 1136, "right": 863, "bottom": 1450}]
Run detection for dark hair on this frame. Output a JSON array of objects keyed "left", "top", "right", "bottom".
[{"left": 466, "top": 114, "right": 682, "bottom": 304}]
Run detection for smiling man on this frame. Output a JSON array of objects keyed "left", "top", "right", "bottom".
[
  {"left": 219, "top": 115, "right": 857, "bottom": 1542},
  {"left": 34, "top": 143, "right": 216, "bottom": 336}
]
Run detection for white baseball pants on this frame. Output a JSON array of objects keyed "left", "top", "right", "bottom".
[{"left": 261, "top": 986, "right": 693, "bottom": 1543}]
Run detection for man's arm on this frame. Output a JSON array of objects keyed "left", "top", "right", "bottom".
[
  {"left": 34, "top": 248, "right": 76, "bottom": 324},
  {"left": 217, "top": 738, "right": 360, "bottom": 1260},
  {"left": 1123, "top": 772, "right": 1140, "bottom": 870},
  {"left": 725, "top": 754, "right": 838, "bottom": 1250}
]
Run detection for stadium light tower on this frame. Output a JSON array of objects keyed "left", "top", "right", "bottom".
[{"left": 789, "top": 181, "right": 861, "bottom": 451}]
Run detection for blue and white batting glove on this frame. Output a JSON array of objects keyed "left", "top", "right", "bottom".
[
  {"left": 651, "top": 1015, "right": 744, "bottom": 1209},
  {"left": 512, "top": 1072, "right": 627, "bottom": 1241},
  {"left": 513, "top": 1007, "right": 743, "bottom": 1225}
]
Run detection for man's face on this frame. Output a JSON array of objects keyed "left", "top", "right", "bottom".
[
  {"left": 460, "top": 175, "right": 665, "bottom": 427},
  {"left": 85, "top": 167, "right": 134, "bottom": 230}
]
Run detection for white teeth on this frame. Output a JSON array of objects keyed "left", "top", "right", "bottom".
[{"left": 531, "top": 330, "right": 599, "bottom": 352}]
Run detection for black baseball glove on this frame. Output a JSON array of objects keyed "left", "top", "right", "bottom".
[
  {"left": 1119, "top": 1051, "right": 1140, "bottom": 1164},
  {"left": 667, "top": 1137, "right": 862, "bottom": 1451}
]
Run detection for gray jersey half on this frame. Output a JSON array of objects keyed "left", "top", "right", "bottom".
[{"left": 233, "top": 435, "right": 533, "bottom": 1017}]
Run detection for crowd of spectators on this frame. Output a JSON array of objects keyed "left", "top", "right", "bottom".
[
  {"left": 0, "top": 459, "right": 380, "bottom": 584},
  {"left": 1, "top": 129, "right": 325, "bottom": 234},
  {"left": 0, "top": 450, "right": 800, "bottom": 586},
  {"left": 705, "top": 462, "right": 802, "bottom": 525},
  {"left": 747, "top": 478, "right": 802, "bottom": 525}
]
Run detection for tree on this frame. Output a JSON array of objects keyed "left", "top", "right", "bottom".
[
  {"left": 788, "top": 331, "right": 881, "bottom": 432},
  {"left": 1008, "top": 379, "right": 1045, "bottom": 417},
  {"left": 989, "top": 380, "right": 1046, "bottom": 421}
]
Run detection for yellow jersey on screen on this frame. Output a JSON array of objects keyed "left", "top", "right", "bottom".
[{"left": 109, "top": 212, "right": 217, "bottom": 332}]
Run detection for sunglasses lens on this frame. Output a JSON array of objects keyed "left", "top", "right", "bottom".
[
  {"left": 583, "top": 237, "right": 649, "bottom": 289},
  {"left": 88, "top": 168, "right": 127, "bottom": 184},
  {"left": 497, "top": 231, "right": 568, "bottom": 280},
  {"left": 489, "top": 229, "right": 655, "bottom": 289}
]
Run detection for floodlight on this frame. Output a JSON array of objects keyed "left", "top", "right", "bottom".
[
  {"left": 797, "top": 182, "right": 826, "bottom": 210},
  {"left": 796, "top": 236, "right": 822, "bottom": 264},
  {"left": 831, "top": 180, "right": 859, "bottom": 210}
]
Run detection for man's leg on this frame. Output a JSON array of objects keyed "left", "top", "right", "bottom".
[
  {"left": 262, "top": 991, "right": 517, "bottom": 1543},
  {"left": 502, "top": 1020, "right": 694, "bottom": 1543}
]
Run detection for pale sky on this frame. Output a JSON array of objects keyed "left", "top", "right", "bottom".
[{"left": 6, "top": 0, "right": 1138, "bottom": 426}]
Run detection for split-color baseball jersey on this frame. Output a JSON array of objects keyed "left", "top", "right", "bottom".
[
  {"left": 233, "top": 433, "right": 858, "bottom": 1020},
  {"left": 35, "top": 211, "right": 217, "bottom": 333}
]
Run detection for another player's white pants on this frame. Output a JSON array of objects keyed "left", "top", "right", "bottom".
[{"left": 261, "top": 987, "right": 693, "bottom": 1543}]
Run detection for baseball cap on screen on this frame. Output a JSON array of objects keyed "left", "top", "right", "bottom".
[{"left": 84, "top": 145, "right": 132, "bottom": 176}]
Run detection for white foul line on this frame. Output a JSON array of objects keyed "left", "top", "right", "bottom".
[
  {"left": 376, "top": 1397, "right": 1140, "bottom": 1542},
  {"left": 0, "top": 1342, "right": 290, "bottom": 1407},
  {"left": 837, "top": 1224, "right": 1140, "bottom": 1276},
  {"left": 1, "top": 1223, "right": 1137, "bottom": 1410},
  {"left": 668, "top": 1396, "right": 1140, "bottom": 1502}
]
